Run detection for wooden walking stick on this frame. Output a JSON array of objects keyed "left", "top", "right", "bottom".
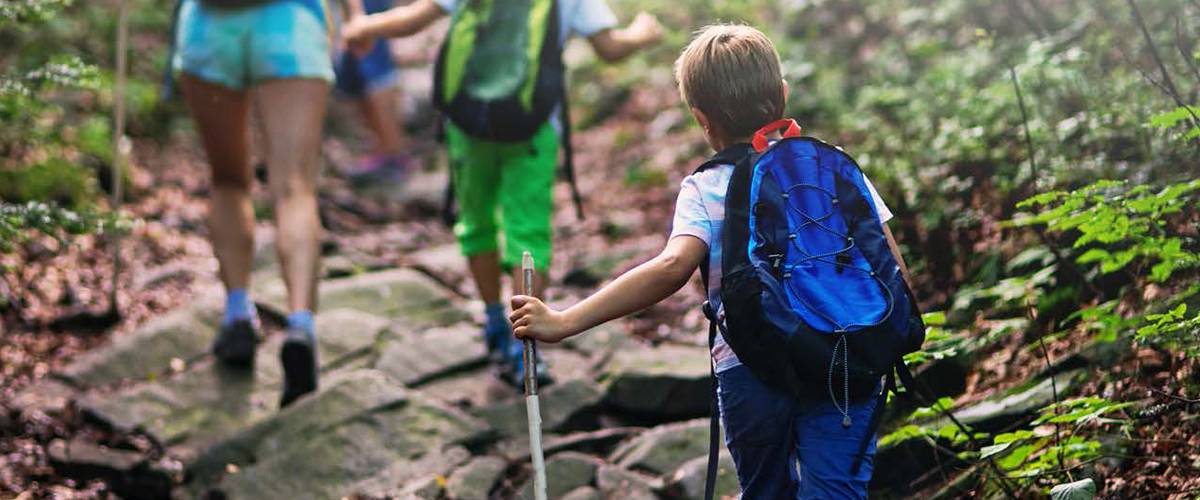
[{"left": 521, "top": 251, "right": 548, "bottom": 500}]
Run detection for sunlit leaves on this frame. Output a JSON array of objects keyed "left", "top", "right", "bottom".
[{"left": 1011, "top": 179, "right": 1200, "bottom": 282}]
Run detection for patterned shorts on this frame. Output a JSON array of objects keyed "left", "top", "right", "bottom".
[{"left": 173, "top": 0, "right": 335, "bottom": 90}]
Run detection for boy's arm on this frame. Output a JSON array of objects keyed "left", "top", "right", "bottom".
[
  {"left": 343, "top": 0, "right": 446, "bottom": 41},
  {"left": 511, "top": 235, "right": 707, "bottom": 343},
  {"left": 587, "top": 12, "right": 663, "bottom": 62}
]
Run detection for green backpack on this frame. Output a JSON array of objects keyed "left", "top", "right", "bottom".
[{"left": 435, "top": 0, "right": 584, "bottom": 219}]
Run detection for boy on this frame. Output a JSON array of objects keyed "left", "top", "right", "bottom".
[
  {"left": 336, "top": 0, "right": 414, "bottom": 184},
  {"left": 343, "top": 0, "right": 662, "bottom": 384},
  {"left": 509, "top": 25, "right": 909, "bottom": 498}
]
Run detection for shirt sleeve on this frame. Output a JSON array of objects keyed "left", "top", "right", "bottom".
[
  {"left": 565, "top": 0, "right": 618, "bottom": 39},
  {"left": 432, "top": 0, "right": 456, "bottom": 13},
  {"left": 863, "top": 176, "right": 894, "bottom": 224},
  {"left": 669, "top": 176, "right": 712, "bottom": 247}
]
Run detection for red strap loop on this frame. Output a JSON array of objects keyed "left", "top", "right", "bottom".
[{"left": 751, "top": 119, "right": 803, "bottom": 152}]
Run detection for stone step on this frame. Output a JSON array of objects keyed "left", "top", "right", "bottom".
[{"left": 186, "top": 369, "right": 487, "bottom": 499}]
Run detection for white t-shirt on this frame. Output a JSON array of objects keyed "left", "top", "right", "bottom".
[
  {"left": 433, "top": 0, "right": 618, "bottom": 46},
  {"left": 669, "top": 161, "right": 893, "bottom": 373}
]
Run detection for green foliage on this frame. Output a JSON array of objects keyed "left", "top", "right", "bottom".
[
  {"left": 0, "top": 201, "right": 124, "bottom": 251},
  {"left": 0, "top": 158, "right": 97, "bottom": 208},
  {"left": 1137, "top": 302, "right": 1200, "bottom": 357},
  {"left": 1050, "top": 478, "right": 1097, "bottom": 500},
  {"left": 1012, "top": 179, "right": 1200, "bottom": 283},
  {"left": 1149, "top": 106, "right": 1200, "bottom": 142}
]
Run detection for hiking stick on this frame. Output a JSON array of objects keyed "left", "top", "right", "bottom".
[
  {"left": 521, "top": 251, "right": 548, "bottom": 500},
  {"left": 110, "top": 0, "right": 130, "bottom": 317}
]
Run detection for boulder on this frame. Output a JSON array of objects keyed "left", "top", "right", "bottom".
[
  {"left": 561, "top": 486, "right": 602, "bottom": 500},
  {"left": 375, "top": 323, "right": 487, "bottom": 386},
  {"left": 12, "top": 378, "right": 76, "bottom": 416},
  {"left": 445, "top": 456, "right": 507, "bottom": 500},
  {"left": 665, "top": 451, "right": 740, "bottom": 500},
  {"left": 596, "top": 464, "right": 661, "bottom": 500},
  {"left": 517, "top": 452, "right": 601, "bottom": 499},
  {"left": 80, "top": 310, "right": 389, "bottom": 450},
  {"left": 951, "top": 369, "right": 1086, "bottom": 433},
  {"left": 474, "top": 379, "right": 604, "bottom": 438},
  {"left": 61, "top": 301, "right": 221, "bottom": 387},
  {"left": 603, "top": 344, "right": 710, "bottom": 420},
  {"left": 254, "top": 269, "right": 467, "bottom": 326},
  {"left": 609, "top": 418, "right": 712, "bottom": 475},
  {"left": 416, "top": 367, "right": 521, "bottom": 410},
  {"left": 47, "top": 439, "right": 172, "bottom": 500},
  {"left": 562, "top": 323, "right": 635, "bottom": 358},
  {"left": 190, "top": 369, "right": 488, "bottom": 499}
]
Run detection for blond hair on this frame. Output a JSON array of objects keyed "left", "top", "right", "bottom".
[{"left": 674, "top": 24, "right": 785, "bottom": 139}]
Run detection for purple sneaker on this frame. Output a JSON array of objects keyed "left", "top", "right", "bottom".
[{"left": 348, "top": 153, "right": 413, "bottom": 185}]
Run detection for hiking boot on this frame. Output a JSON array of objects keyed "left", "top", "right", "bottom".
[
  {"left": 212, "top": 319, "right": 259, "bottom": 367},
  {"left": 500, "top": 342, "right": 553, "bottom": 390},
  {"left": 279, "top": 327, "right": 319, "bottom": 408}
]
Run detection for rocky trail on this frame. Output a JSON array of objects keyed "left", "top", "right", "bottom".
[{"left": 7, "top": 161, "right": 1099, "bottom": 499}]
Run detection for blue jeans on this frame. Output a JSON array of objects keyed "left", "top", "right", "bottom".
[{"left": 717, "top": 365, "right": 879, "bottom": 499}]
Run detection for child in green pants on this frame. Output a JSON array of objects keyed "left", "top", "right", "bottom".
[{"left": 345, "top": 0, "right": 662, "bottom": 384}]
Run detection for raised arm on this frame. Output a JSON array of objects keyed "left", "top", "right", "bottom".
[
  {"left": 587, "top": 12, "right": 663, "bottom": 63},
  {"left": 511, "top": 235, "right": 707, "bottom": 343},
  {"left": 343, "top": 0, "right": 446, "bottom": 41}
]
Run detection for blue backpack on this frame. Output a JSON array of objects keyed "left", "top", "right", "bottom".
[{"left": 699, "top": 120, "right": 926, "bottom": 498}]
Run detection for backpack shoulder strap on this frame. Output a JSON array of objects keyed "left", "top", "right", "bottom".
[
  {"left": 692, "top": 143, "right": 755, "bottom": 290},
  {"left": 699, "top": 143, "right": 754, "bottom": 500}
]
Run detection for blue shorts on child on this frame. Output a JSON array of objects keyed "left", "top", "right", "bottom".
[{"left": 334, "top": 0, "right": 401, "bottom": 97}]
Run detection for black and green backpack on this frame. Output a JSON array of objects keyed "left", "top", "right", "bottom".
[{"left": 434, "top": 0, "right": 584, "bottom": 219}]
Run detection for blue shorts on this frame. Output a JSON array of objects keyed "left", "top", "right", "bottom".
[
  {"left": 173, "top": 0, "right": 335, "bottom": 90},
  {"left": 717, "top": 365, "right": 879, "bottom": 499},
  {"left": 334, "top": 0, "right": 400, "bottom": 97}
]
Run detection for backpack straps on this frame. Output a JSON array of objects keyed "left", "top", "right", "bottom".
[
  {"left": 702, "top": 306, "right": 720, "bottom": 500},
  {"left": 560, "top": 81, "right": 584, "bottom": 220},
  {"left": 698, "top": 143, "right": 755, "bottom": 500}
]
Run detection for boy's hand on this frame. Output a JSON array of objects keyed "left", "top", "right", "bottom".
[
  {"left": 628, "top": 12, "right": 663, "bottom": 46},
  {"left": 342, "top": 16, "right": 375, "bottom": 55},
  {"left": 510, "top": 295, "right": 575, "bottom": 344}
]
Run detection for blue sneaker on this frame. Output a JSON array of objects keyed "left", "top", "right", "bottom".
[
  {"left": 483, "top": 320, "right": 512, "bottom": 364},
  {"left": 500, "top": 341, "right": 553, "bottom": 390}
]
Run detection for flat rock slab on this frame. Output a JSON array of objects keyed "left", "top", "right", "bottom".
[
  {"left": 562, "top": 486, "right": 602, "bottom": 500},
  {"left": 47, "top": 439, "right": 173, "bottom": 499},
  {"left": 376, "top": 323, "right": 487, "bottom": 386},
  {"left": 445, "top": 455, "right": 507, "bottom": 500},
  {"left": 474, "top": 379, "right": 605, "bottom": 438},
  {"left": 12, "top": 378, "right": 77, "bottom": 416},
  {"left": 418, "top": 367, "right": 522, "bottom": 410},
  {"left": 254, "top": 269, "right": 468, "bottom": 327},
  {"left": 609, "top": 418, "right": 712, "bottom": 476},
  {"left": 80, "top": 309, "right": 391, "bottom": 453},
  {"left": 596, "top": 464, "right": 661, "bottom": 500},
  {"left": 951, "top": 369, "right": 1085, "bottom": 432},
  {"left": 61, "top": 300, "right": 221, "bottom": 387},
  {"left": 517, "top": 452, "right": 602, "bottom": 499},
  {"left": 665, "top": 451, "right": 739, "bottom": 500},
  {"left": 603, "top": 344, "right": 711, "bottom": 420},
  {"left": 189, "top": 369, "right": 487, "bottom": 499}
]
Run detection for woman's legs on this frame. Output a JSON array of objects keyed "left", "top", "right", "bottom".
[
  {"left": 253, "top": 78, "right": 330, "bottom": 315},
  {"left": 180, "top": 75, "right": 254, "bottom": 294}
]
